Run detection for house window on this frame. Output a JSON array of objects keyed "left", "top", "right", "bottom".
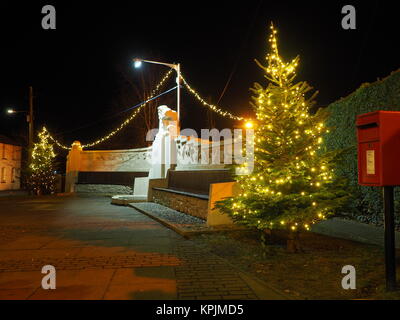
[
  {"left": 11, "top": 168, "right": 16, "bottom": 183},
  {"left": 14, "top": 147, "right": 20, "bottom": 161},
  {"left": 1, "top": 167, "right": 5, "bottom": 183}
]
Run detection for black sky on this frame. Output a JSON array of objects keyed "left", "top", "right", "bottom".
[{"left": 0, "top": 1, "right": 398, "bottom": 151}]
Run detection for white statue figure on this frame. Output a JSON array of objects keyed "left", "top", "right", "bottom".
[
  {"left": 158, "top": 105, "right": 178, "bottom": 136},
  {"left": 148, "top": 105, "right": 178, "bottom": 179}
]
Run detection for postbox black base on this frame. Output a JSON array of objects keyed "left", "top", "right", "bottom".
[{"left": 383, "top": 186, "right": 397, "bottom": 291}]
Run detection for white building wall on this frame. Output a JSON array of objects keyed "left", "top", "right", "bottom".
[{"left": 78, "top": 147, "right": 152, "bottom": 172}]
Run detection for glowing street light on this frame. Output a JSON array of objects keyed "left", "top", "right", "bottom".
[
  {"left": 6, "top": 108, "right": 26, "bottom": 115},
  {"left": 5, "top": 87, "right": 34, "bottom": 158},
  {"left": 133, "top": 60, "right": 142, "bottom": 68},
  {"left": 133, "top": 58, "right": 181, "bottom": 123},
  {"left": 245, "top": 121, "right": 254, "bottom": 129}
]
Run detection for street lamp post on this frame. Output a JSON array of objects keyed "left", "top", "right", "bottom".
[
  {"left": 6, "top": 86, "right": 34, "bottom": 161},
  {"left": 28, "top": 86, "right": 34, "bottom": 155},
  {"left": 176, "top": 63, "right": 181, "bottom": 123},
  {"left": 133, "top": 59, "right": 181, "bottom": 123}
]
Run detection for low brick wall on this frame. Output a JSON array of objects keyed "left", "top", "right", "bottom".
[{"left": 152, "top": 189, "right": 208, "bottom": 220}]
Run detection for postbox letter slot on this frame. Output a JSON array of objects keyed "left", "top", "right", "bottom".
[{"left": 357, "top": 122, "right": 378, "bottom": 130}]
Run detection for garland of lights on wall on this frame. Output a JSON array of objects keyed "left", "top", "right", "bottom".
[
  {"left": 47, "top": 68, "right": 249, "bottom": 150},
  {"left": 179, "top": 74, "right": 246, "bottom": 121},
  {"left": 48, "top": 69, "right": 174, "bottom": 150}
]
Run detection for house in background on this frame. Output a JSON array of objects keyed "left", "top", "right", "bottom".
[{"left": 0, "top": 135, "right": 22, "bottom": 191}]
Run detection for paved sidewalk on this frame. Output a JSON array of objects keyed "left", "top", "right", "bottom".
[
  {"left": 312, "top": 217, "right": 400, "bottom": 248},
  {"left": 0, "top": 195, "right": 287, "bottom": 300},
  {"left": 0, "top": 190, "right": 28, "bottom": 197}
]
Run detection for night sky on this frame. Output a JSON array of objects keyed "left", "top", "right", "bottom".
[{"left": 0, "top": 1, "right": 398, "bottom": 152}]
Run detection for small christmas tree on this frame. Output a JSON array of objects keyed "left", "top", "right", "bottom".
[
  {"left": 216, "top": 23, "right": 349, "bottom": 250},
  {"left": 28, "top": 127, "right": 57, "bottom": 195}
]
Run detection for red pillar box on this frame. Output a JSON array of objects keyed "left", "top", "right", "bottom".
[
  {"left": 357, "top": 110, "right": 400, "bottom": 291},
  {"left": 357, "top": 111, "right": 400, "bottom": 187}
]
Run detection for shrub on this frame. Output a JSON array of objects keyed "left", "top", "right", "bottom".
[{"left": 324, "top": 69, "right": 400, "bottom": 224}]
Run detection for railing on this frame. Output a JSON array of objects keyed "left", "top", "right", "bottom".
[{"left": 175, "top": 136, "right": 242, "bottom": 170}]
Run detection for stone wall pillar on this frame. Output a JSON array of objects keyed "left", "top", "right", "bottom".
[
  {"left": 207, "top": 182, "right": 240, "bottom": 226},
  {"left": 65, "top": 141, "right": 82, "bottom": 193}
]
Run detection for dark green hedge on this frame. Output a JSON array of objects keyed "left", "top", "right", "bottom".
[{"left": 324, "top": 69, "right": 400, "bottom": 225}]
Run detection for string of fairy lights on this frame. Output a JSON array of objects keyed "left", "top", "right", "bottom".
[
  {"left": 48, "top": 69, "right": 174, "bottom": 150},
  {"left": 178, "top": 74, "right": 245, "bottom": 121},
  {"left": 29, "top": 127, "right": 57, "bottom": 194},
  {"left": 46, "top": 68, "right": 247, "bottom": 150}
]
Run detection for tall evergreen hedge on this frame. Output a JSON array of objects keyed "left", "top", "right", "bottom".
[{"left": 324, "top": 69, "right": 400, "bottom": 225}]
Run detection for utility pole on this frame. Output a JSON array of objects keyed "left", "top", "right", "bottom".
[
  {"left": 176, "top": 63, "right": 181, "bottom": 125},
  {"left": 27, "top": 86, "right": 34, "bottom": 162}
]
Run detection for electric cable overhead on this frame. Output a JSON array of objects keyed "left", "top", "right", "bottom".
[{"left": 47, "top": 68, "right": 249, "bottom": 150}]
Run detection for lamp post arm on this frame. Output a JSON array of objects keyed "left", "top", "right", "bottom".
[
  {"left": 28, "top": 86, "right": 34, "bottom": 163},
  {"left": 137, "top": 59, "right": 178, "bottom": 70},
  {"left": 133, "top": 58, "right": 181, "bottom": 125},
  {"left": 10, "top": 110, "right": 27, "bottom": 114}
]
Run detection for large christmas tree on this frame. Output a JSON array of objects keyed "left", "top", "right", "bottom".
[
  {"left": 28, "top": 127, "right": 57, "bottom": 195},
  {"left": 217, "top": 23, "right": 349, "bottom": 237}
]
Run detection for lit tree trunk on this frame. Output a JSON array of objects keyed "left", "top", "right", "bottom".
[{"left": 287, "top": 230, "right": 302, "bottom": 253}]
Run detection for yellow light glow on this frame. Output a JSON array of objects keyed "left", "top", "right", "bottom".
[{"left": 245, "top": 121, "right": 254, "bottom": 129}]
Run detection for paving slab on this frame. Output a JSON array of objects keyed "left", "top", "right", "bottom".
[
  {"left": 0, "top": 195, "right": 289, "bottom": 300},
  {"left": 312, "top": 217, "right": 400, "bottom": 248},
  {"left": 28, "top": 285, "right": 108, "bottom": 300},
  {"left": 0, "top": 271, "right": 42, "bottom": 289},
  {"left": 53, "top": 269, "right": 115, "bottom": 286},
  {"left": 104, "top": 284, "right": 177, "bottom": 300},
  {"left": 0, "top": 288, "right": 37, "bottom": 300},
  {"left": 0, "top": 248, "right": 83, "bottom": 261}
]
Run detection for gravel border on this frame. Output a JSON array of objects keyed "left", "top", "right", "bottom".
[
  {"left": 133, "top": 202, "right": 206, "bottom": 225},
  {"left": 130, "top": 202, "right": 246, "bottom": 237}
]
